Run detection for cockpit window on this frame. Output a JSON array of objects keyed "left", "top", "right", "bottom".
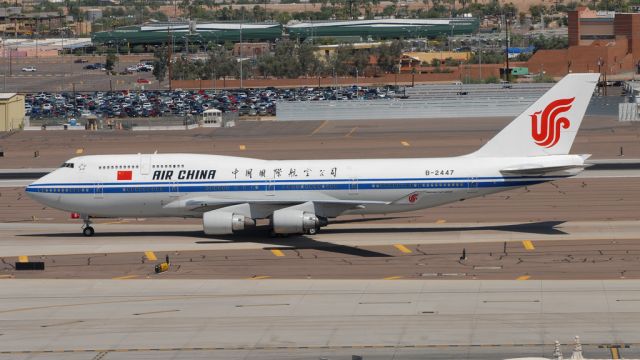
[{"left": 60, "top": 162, "right": 75, "bottom": 168}]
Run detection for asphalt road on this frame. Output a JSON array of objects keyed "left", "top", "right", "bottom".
[{"left": 0, "top": 57, "right": 159, "bottom": 92}]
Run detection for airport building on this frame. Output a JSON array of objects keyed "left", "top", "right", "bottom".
[
  {"left": 0, "top": 93, "right": 25, "bottom": 131},
  {"left": 92, "top": 22, "right": 284, "bottom": 46},
  {"left": 287, "top": 18, "right": 479, "bottom": 41},
  {"left": 92, "top": 18, "right": 479, "bottom": 47},
  {"left": 527, "top": 8, "right": 640, "bottom": 76}
]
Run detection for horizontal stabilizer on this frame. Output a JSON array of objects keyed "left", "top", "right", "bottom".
[{"left": 500, "top": 164, "right": 587, "bottom": 176}]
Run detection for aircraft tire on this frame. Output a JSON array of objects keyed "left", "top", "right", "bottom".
[{"left": 83, "top": 226, "right": 95, "bottom": 237}]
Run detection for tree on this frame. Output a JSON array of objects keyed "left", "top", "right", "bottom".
[
  {"left": 152, "top": 46, "right": 169, "bottom": 83},
  {"left": 105, "top": 51, "right": 118, "bottom": 72},
  {"left": 377, "top": 40, "right": 403, "bottom": 72}
]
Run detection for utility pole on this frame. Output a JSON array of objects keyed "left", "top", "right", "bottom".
[
  {"left": 504, "top": 15, "right": 510, "bottom": 82},
  {"left": 239, "top": 21, "right": 243, "bottom": 89},
  {"left": 168, "top": 26, "right": 173, "bottom": 91},
  {"left": 478, "top": 35, "right": 482, "bottom": 81}
]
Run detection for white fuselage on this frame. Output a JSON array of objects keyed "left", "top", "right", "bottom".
[{"left": 26, "top": 153, "right": 584, "bottom": 219}]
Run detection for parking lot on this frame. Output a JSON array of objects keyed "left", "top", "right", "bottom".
[{"left": 24, "top": 85, "right": 400, "bottom": 122}]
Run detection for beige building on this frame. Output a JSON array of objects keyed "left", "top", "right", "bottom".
[{"left": 0, "top": 93, "right": 25, "bottom": 131}]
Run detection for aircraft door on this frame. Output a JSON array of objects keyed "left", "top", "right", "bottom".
[
  {"left": 467, "top": 177, "right": 478, "bottom": 193},
  {"left": 170, "top": 182, "right": 181, "bottom": 197},
  {"left": 265, "top": 177, "right": 275, "bottom": 196},
  {"left": 349, "top": 177, "right": 358, "bottom": 195},
  {"left": 140, "top": 154, "right": 151, "bottom": 175},
  {"left": 94, "top": 183, "right": 104, "bottom": 199}
]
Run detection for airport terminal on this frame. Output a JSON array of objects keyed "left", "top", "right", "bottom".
[{"left": 1, "top": 1, "right": 640, "bottom": 359}]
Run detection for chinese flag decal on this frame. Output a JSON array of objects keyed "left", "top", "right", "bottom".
[{"left": 117, "top": 170, "right": 132, "bottom": 181}]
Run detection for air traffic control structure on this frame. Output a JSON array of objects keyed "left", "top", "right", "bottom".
[{"left": 92, "top": 18, "right": 479, "bottom": 46}]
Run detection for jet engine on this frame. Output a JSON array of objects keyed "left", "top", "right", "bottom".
[
  {"left": 202, "top": 210, "right": 247, "bottom": 235},
  {"left": 271, "top": 209, "right": 319, "bottom": 234}
]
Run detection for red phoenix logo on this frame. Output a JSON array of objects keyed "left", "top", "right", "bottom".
[
  {"left": 530, "top": 97, "right": 575, "bottom": 148},
  {"left": 408, "top": 193, "right": 418, "bottom": 203}
]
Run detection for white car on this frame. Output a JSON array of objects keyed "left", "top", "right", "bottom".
[{"left": 21, "top": 66, "right": 37, "bottom": 72}]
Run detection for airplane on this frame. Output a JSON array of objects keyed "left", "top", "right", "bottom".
[{"left": 26, "top": 73, "right": 599, "bottom": 237}]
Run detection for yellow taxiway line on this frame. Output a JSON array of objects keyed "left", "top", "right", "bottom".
[
  {"left": 270, "top": 249, "right": 285, "bottom": 257},
  {"left": 393, "top": 244, "right": 412, "bottom": 254},
  {"left": 522, "top": 240, "right": 535, "bottom": 251}
]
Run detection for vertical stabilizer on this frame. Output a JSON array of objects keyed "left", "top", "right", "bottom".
[{"left": 471, "top": 73, "right": 600, "bottom": 157}]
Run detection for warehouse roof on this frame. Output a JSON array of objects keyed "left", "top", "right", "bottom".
[{"left": 0, "top": 93, "right": 18, "bottom": 100}]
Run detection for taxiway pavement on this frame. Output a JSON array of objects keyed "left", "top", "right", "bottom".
[{"left": 0, "top": 279, "right": 638, "bottom": 359}]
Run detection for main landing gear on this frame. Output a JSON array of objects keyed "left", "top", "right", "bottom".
[
  {"left": 305, "top": 226, "right": 320, "bottom": 235},
  {"left": 82, "top": 218, "right": 95, "bottom": 237}
]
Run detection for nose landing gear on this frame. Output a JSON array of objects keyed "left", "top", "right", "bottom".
[{"left": 82, "top": 218, "right": 94, "bottom": 237}]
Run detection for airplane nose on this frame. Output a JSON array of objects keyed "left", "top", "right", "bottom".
[
  {"left": 25, "top": 176, "right": 48, "bottom": 201},
  {"left": 25, "top": 181, "right": 41, "bottom": 200}
]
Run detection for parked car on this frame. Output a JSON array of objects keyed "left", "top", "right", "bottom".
[
  {"left": 84, "top": 63, "right": 105, "bottom": 70},
  {"left": 21, "top": 66, "right": 37, "bottom": 72}
]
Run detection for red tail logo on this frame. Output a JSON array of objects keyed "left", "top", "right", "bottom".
[{"left": 530, "top": 97, "right": 574, "bottom": 148}]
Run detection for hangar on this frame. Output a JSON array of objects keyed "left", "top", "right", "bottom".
[{"left": 0, "top": 93, "right": 24, "bottom": 132}]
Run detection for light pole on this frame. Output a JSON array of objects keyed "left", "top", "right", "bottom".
[
  {"left": 449, "top": 24, "right": 455, "bottom": 52},
  {"left": 332, "top": 66, "right": 336, "bottom": 89},
  {"left": 239, "top": 22, "right": 243, "bottom": 89},
  {"left": 355, "top": 67, "right": 358, "bottom": 94},
  {"left": 478, "top": 35, "right": 482, "bottom": 81}
]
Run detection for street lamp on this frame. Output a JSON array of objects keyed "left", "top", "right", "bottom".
[
  {"left": 355, "top": 67, "right": 358, "bottom": 94},
  {"left": 239, "top": 22, "right": 243, "bottom": 89},
  {"left": 449, "top": 23, "right": 455, "bottom": 52}
]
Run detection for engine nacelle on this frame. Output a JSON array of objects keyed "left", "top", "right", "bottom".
[
  {"left": 202, "top": 210, "right": 246, "bottom": 235},
  {"left": 272, "top": 209, "right": 318, "bottom": 234}
]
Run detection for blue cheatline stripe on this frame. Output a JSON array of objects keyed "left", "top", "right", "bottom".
[
  {"left": 25, "top": 179, "right": 551, "bottom": 195},
  {"left": 25, "top": 175, "right": 570, "bottom": 188}
]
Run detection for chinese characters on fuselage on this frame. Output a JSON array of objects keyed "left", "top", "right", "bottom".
[{"left": 231, "top": 167, "right": 338, "bottom": 179}]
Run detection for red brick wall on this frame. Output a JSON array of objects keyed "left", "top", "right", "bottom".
[
  {"left": 526, "top": 49, "right": 569, "bottom": 76},
  {"left": 568, "top": 10, "right": 580, "bottom": 47},
  {"left": 526, "top": 39, "right": 634, "bottom": 77}
]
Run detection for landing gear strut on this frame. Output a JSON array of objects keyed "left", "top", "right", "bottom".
[{"left": 82, "top": 218, "right": 94, "bottom": 237}]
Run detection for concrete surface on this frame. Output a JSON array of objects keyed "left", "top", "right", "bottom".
[
  {"left": 0, "top": 279, "right": 638, "bottom": 358},
  {"left": 1, "top": 238, "right": 639, "bottom": 280},
  {"left": 0, "top": 220, "right": 639, "bottom": 257}
]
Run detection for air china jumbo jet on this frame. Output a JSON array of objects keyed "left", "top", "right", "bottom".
[{"left": 26, "top": 73, "right": 599, "bottom": 237}]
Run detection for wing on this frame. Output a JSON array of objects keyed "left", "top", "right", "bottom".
[{"left": 163, "top": 196, "right": 389, "bottom": 217}]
